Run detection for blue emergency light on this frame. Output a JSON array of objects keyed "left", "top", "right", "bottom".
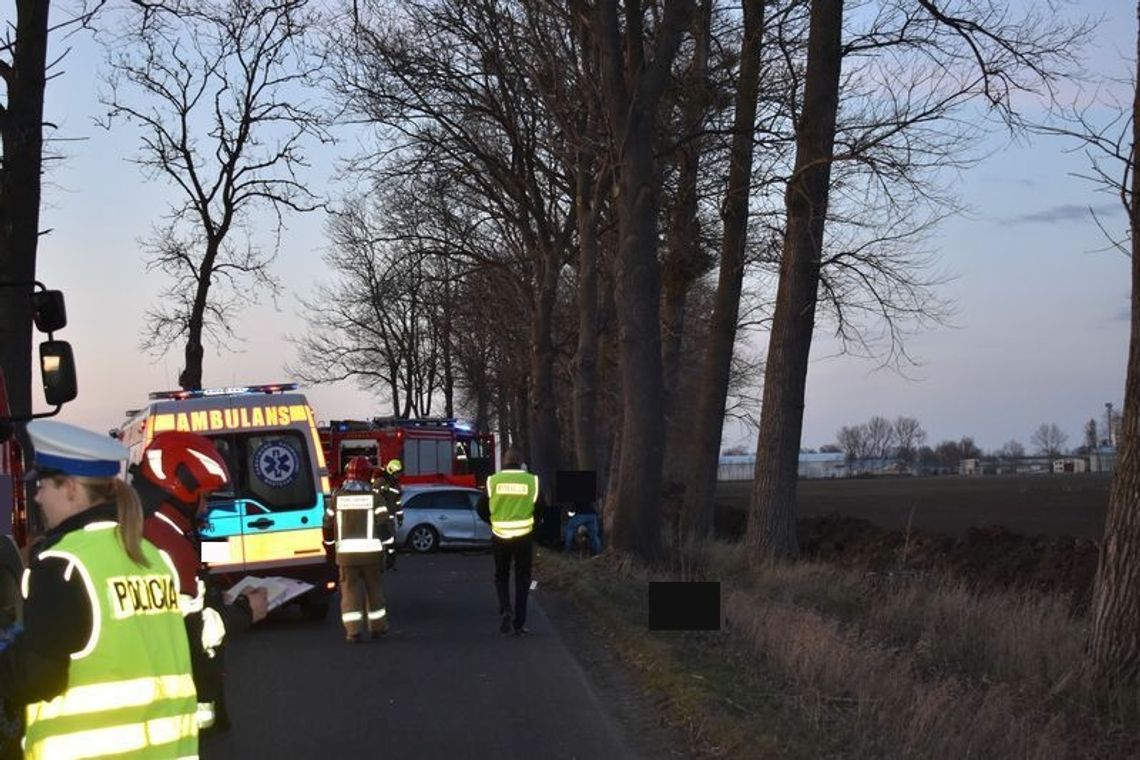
[{"left": 148, "top": 383, "right": 299, "bottom": 401}]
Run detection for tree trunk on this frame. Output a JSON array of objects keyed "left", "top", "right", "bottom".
[
  {"left": 572, "top": 154, "right": 601, "bottom": 472},
  {"left": 747, "top": 0, "right": 844, "bottom": 563},
  {"left": 660, "top": 0, "right": 711, "bottom": 430},
  {"left": 1087, "top": 2, "right": 1140, "bottom": 686},
  {"left": 682, "top": 0, "right": 765, "bottom": 541},
  {"left": 179, "top": 240, "right": 221, "bottom": 390},
  {"left": 0, "top": 0, "right": 50, "bottom": 418},
  {"left": 595, "top": 0, "right": 692, "bottom": 564},
  {"left": 529, "top": 253, "right": 561, "bottom": 497}
]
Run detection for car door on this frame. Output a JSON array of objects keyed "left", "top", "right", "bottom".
[{"left": 433, "top": 489, "right": 476, "bottom": 543}]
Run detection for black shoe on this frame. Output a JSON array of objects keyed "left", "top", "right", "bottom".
[
  {"left": 513, "top": 626, "right": 530, "bottom": 637},
  {"left": 499, "top": 613, "right": 512, "bottom": 635},
  {"left": 345, "top": 634, "right": 362, "bottom": 644}
]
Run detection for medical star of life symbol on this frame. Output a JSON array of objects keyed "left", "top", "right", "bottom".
[{"left": 253, "top": 441, "right": 300, "bottom": 488}]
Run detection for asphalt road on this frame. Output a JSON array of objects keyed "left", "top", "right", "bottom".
[{"left": 201, "top": 551, "right": 639, "bottom": 759}]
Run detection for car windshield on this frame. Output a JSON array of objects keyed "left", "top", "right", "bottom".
[{"left": 207, "top": 430, "right": 316, "bottom": 512}]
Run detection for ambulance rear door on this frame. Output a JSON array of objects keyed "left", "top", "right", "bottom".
[{"left": 197, "top": 398, "right": 327, "bottom": 576}]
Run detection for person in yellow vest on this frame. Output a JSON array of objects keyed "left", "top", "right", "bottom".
[
  {"left": 323, "top": 456, "right": 393, "bottom": 643},
  {"left": 476, "top": 448, "right": 542, "bottom": 637},
  {"left": 0, "top": 420, "right": 198, "bottom": 759}
]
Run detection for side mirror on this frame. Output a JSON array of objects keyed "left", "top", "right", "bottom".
[
  {"left": 40, "top": 341, "right": 78, "bottom": 406},
  {"left": 30, "top": 290, "right": 67, "bottom": 332}
]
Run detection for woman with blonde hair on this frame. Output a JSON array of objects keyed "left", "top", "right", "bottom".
[{"left": 0, "top": 420, "right": 198, "bottom": 759}]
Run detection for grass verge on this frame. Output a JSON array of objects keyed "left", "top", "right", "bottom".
[{"left": 539, "top": 541, "right": 1140, "bottom": 759}]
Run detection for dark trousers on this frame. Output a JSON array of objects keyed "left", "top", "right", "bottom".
[{"left": 493, "top": 534, "right": 533, "bottom": 630}]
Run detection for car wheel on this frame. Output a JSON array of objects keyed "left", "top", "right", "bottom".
[{"left": 408, "top": 525, "right": 439, "bottom": 553}]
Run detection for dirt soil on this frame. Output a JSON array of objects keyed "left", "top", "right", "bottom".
[{"left": 712, "top": 475, "right": 1106, "bottom": 608}]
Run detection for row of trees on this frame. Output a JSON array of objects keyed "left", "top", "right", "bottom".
[
  {"left": 5, "top": 0, "right": 1139, "bottom": 687},
  {"left": 821, "top": 418, "right": 1102, "bottom": 463}
]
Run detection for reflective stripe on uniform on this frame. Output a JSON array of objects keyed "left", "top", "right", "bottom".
[
  {"left": 367, "top": 608, "right": 387, "bottom": 621},
  {"left": 491, "top": 517, "right": 534, "bottom": 539},
  {"left": 342, "top": 611, "right": 363, "bottom": 622},
  {"left": 31, "top": 712, "right": 197, "bottom": 759},
  {"left": 336, "top": 538, "right": 385, "bottom": 553},
  {"left": 31, "top": 674, "right": 197, "bottom": 721}
]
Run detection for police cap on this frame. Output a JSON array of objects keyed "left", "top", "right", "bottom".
[{"left": 24, "top": 419, "right": 129, "bottom": 480}]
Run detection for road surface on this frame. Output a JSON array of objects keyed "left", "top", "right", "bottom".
[{"left": 201, "top": 550, "right": 640, "bottom": 759}]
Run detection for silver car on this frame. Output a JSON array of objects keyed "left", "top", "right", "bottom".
[{"left": 396, "top": 484, "right": 492, "bottom": 553}]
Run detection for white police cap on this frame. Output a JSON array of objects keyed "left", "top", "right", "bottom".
[{"left": 25, "top": 419, "right": 129, "bottom": 479}]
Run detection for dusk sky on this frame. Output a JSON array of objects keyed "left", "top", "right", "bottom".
[{"left": 22, "top": 0, "right": 1134, "bottom": 456}]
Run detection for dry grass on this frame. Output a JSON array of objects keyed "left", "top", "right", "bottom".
[{"left": 541, "top": 539, "right": 1140, "bottom": 759}]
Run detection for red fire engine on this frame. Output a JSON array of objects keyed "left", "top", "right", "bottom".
[{"left": 319, "top": 417, "right": 496, "bottom": 490}]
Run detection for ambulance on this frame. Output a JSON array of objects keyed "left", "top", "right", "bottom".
[{"left": 114, "top": 383, "right": 335, "bottom": 618}]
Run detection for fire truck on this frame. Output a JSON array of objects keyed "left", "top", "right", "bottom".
[{"left": 319, "top": 417, "right": 496, "bottom": 490}]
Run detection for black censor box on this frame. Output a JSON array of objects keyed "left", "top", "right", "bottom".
[{"left": 647, "top": 581, "right": 721, "bottom": 631}]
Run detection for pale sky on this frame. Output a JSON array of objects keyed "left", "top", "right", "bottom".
[{"left": 22, "top": 0, "right": 1135, "bottom": 456}]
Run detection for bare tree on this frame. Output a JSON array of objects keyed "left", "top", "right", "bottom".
[
  {"left": 835, "top": 423, "right": 868, "bottom": 460},
  {"left": 682, "top": 0, "right": 767, "bottom": 541},
  {"left": 748, "top": 0, "right": 1090, "bottom": 561},
  {"left": 893, "top": 415, "right": 927, "bottom": 463},
  {"left": 0, "top": 1, "right": 109, "bottom": 417},
  {"left": 1084, "top": 417, "right": 1099, "bottom": 451},
  {"left": 289, "top": 195, "right": 453, "bottom": 417},
  {"left": 999, "top": 439, "right": 1025, "bottom": 459},
  {"left": 864, "top": 415, "right": 895, "bottom": 459},
  {"left": 1031, "top": 422, "right": 1069, "bottom": 458},
  {"left": 590, "top": 0, "right": 693, "bottom": 562},
  {"left": 100, "top": 0, "right": 325, "bottom": 389},
  {"left": 1045, "top": 1, "right": 1140, "bottom": 686}
]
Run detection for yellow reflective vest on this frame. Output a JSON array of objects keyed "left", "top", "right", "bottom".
[
  {"left": 23, "top": 522, "right": 198, "bottom": 759},
  {"left": 486, "top": 469, "right": 539, "bottom": 539}
]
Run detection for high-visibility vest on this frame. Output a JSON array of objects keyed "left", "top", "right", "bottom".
[
  {"left": 330, "top": 488, "right": 386, "bottom": 555},
  {"left": 23, "top": 522, "right": 198, "bottom": 760},
  {"left": 487, "top": 469, "right": 538, "bottom": 539}
]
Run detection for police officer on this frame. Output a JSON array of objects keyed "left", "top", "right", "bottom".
[
  {"left": 372, "top": 458, "right": 404, "bottom": 570},
  {"left": 132, "top": 431, "right": 268, "bottom": 732},
  {"left": 324, "top": 456, "right": 393, "bottom": 642},
  {"left": 0, "top": 420, "right": 198, "bottom": 758},
  {"left": 477, "top": 448, "right": 541, "bottom": 637}
]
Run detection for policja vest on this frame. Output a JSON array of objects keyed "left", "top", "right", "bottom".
[
  {"left": 23, "top": 523, "right": 198, "bottom": 760},
  {"left": 486, "top": 469, "right": 539, "bottom": 539}
]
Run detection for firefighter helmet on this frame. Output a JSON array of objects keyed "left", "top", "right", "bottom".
[
  {"left": 385, "top": 458, "right": 402, "bottom": 475},
  {"left": 345, "top": 455, "right": 372, "bottom": 483},
  {"left": 138, "top": 431, "right": 230, "bottom": 508}
]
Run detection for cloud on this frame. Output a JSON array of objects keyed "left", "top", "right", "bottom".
[{"left": 1003, "top": 203, "right": 1122, "bottom": 225}]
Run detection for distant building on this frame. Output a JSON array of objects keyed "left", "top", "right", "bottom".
[
  {"left": 716, "top": 452, "right": 846, "bottom": 481},
  {"left": 1052, "top": 457, "right": 1088, "bottom": 474},
  {"left": 798, "top": 452, "right": 846, "bottom": 479}
]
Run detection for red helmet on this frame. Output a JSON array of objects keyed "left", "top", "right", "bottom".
[
  {"left": 138, "top": 431, "right": 230, "bottom": 506},
  {"left": 344, "top": 455, "right": 372, "bottom": 483}
]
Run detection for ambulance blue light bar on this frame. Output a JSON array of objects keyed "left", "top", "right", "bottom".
[{"left": 148, "top": 383, "right": 299, "bottom": 401}]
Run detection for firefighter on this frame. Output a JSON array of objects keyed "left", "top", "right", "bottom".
[
  {"left": 372, "top": 458, "right": 403, "bottom": 570},
  {"left": 0, "top": 420, "right": 198, "bottom": 758},
  {"left": 323, "top": 456, "right": 392, "bottom": 643},
  {"left": 131, "top": 431, "right": 268, "bottom": 733},
  {"left": 477, "top": 448, "right": 542, "bottom": 637}
]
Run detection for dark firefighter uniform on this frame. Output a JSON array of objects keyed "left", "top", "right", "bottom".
[
  {"left": 372, "top": 463, "right": 403, "bottom": 570},
  {"left": 323, "top": 477, "right": 394, "bottom": 642},
  {"left": 133, "top": 430, "right": 255, "bottom": 734},
  {"left": 139, "top": 491, "right": 254, "bottom": 731},
  {"left": 477, "top": 458, "right": 540, "bottom": 636},
  {"left": 0, "top": 503, "right": 198, "bottom": 759}
]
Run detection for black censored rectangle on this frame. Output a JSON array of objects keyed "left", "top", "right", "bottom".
[{"left": 647, "top": 581, "right": 721, "bottom": 631}]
